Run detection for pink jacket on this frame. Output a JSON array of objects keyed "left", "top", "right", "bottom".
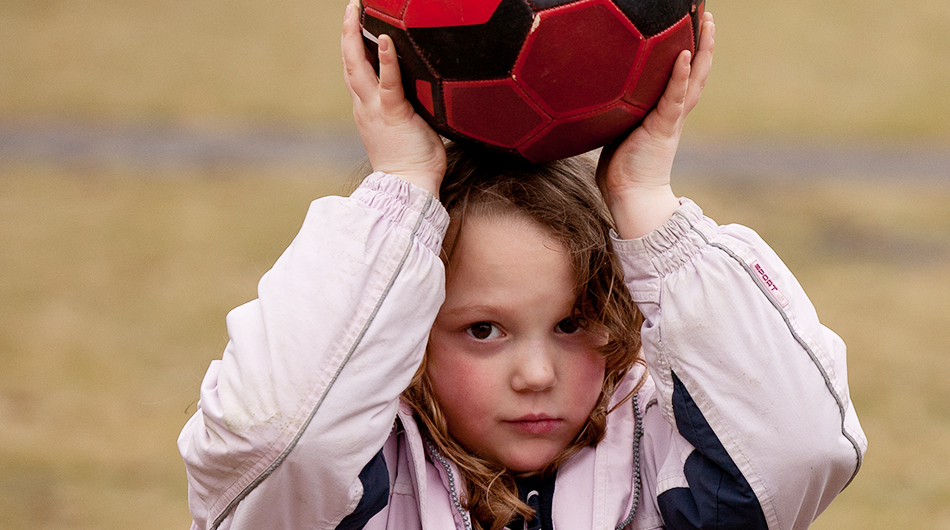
[{"left": 179, "top": 172, "right": 866, "bottom": 530}]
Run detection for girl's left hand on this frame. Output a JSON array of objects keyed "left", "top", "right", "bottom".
[{"left": 597, "top": 12, "right": 715, "bottom": 239}]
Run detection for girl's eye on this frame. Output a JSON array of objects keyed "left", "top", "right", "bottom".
[
  {"left": 555, "top": 317, "right": 585, "bottom": 334},
  {"left": 466, "top": 322, "right": 502, "bottom": 340}
]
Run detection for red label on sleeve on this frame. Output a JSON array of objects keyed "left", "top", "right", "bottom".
[{"left": 752, "top": 261, "right": 790, "bottom": 308}]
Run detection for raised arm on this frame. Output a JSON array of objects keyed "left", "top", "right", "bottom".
[
  {"left": 178, "top": 175, "right": 448, "bottom": 529},
  {"left": 620, "top": 202, "right": 866, "bottom": 529},
  {"left": 178, "top": 4, "right": 452, "bottom": 527},
  {"left": 598, "top": 13, "right": 866, "bottom": 528}
]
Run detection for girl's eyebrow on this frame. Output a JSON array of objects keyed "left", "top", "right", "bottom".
[
  {"left": 438, "top": 304, "right": 500, "bottom": 319},
  {"left": 439, "top": 303, "right": 576, "bottom": 323}
]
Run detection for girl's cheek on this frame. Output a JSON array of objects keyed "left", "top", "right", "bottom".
[
  {"left": 428, "top": 341, "right": 500, "bottom": 408},
  {"left": 571, "top": 349, "right": 607, "bottom": 400},
  {"left": 435, "top": 353, "right": 497, "bottom": 397}
]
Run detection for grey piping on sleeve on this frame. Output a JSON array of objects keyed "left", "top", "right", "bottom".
[
  {"left": 209, "top": 193, "right": 437, "bottom": 530},
  {"left": 677, "top": 212, "right": 863, "bottom": 489}
]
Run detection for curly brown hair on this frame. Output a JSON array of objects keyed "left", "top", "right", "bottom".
[{"left": 401, "top": 143, "right": 645, "bottom": 530}]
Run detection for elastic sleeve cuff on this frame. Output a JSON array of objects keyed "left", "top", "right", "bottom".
[
  {"left": 350, "top": 172, "right": 450, "bottom": 255},
  {"left": 611, "top": 198, "right": 717, "bottom": 304}
]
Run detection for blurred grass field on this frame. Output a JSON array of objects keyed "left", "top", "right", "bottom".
[
  {"left": 0, "top": 163, "right": 345, "bottom": 528},
  {"left": 2, "top": 0, "right": 950, "bottom": 528}
]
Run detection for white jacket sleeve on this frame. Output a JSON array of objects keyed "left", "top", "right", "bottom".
[
  {"left": 177, "top": 173, "right": 449, "bottom": 529},
  {"left": 615, "top": 199, "right": 867, "bottom": 530}
]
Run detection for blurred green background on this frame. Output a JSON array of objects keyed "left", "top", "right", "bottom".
[{"left": 2, "top": 0, "right": 949, "bottom": 528}]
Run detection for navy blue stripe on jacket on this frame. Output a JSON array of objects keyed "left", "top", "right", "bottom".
[
  {"left": 335, "top": 450, "right": 389, "bottom": 529},
  {"left": 657, "top": 372, "right": 768, "bottom": 529}
]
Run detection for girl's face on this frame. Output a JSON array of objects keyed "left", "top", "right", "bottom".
[{"left": 428, "top": 212, "right": 606, "bottom": 473}]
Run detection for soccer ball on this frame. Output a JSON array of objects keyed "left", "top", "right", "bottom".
[{"left": 360, "top": 0, "right": 705, "bottom": 162}]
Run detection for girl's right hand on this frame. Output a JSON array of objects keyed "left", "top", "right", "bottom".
[{"left": 341, "top": 0, "right": 446, "bottom": 197}]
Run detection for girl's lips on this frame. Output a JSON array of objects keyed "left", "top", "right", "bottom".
[{"left": 505, "top": 416, "right": 562, "bottom": 435}]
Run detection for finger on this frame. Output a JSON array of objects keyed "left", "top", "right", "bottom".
[
  {"left": 690, "top": 15, "right": 715, "bottom": 81},
  {"left": 685, "top": 15, "right": 715, "bottom": 111},
  {"left": 341, "top": 0, "right": 378, "bottom": 100},
  {"left": 340, "top": 2, "right": 363, "bottom": 94},
  {"left": 376, "top": 35, "right": 408, "bottom": 111},
  {"left": 648, "top": 50, "right": 691, "bottom": 136}
]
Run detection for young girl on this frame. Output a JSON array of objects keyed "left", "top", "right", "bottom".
[{"left": 178, "top": 2, "right": 866, "bottom": 529}]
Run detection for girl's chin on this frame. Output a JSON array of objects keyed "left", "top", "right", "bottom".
[{"left": 494, "top": 446, "right": 563, "bottom": 474}]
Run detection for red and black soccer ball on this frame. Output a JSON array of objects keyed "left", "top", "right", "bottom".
[{"left": 360, "top": 0, "right": 705, "bottom": 163}]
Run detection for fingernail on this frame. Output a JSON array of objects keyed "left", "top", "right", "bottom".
[
  {"left": 344, "top": 3, "right": 353, "bottom": 22},
  {"left": 379, "top": 35, "right": 390, "bottom": 52}
]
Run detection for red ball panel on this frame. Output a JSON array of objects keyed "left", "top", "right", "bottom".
[
  {"left": 404, "top": 0, "right": 504, "bottom": 28},
  {"left": 363, "top": 6, "right": 408, "bottom": 30},
  {"left": 514, "top": 0, "right": 644, "bottom": 117},
  {"left": 624, "top": 14, "right": 694, "bottom": 109},
  {"left": 444, "top": 79, "right": 550, "bottom": 148},
  {"left": 518, "top": 103, "right": 648, "bottom": 162},
  {"left": 361, "top": 0, "right": 410, "bottom": 19},
  {"left": 415, "top": 79, "right": 436, "bottom": 117}
]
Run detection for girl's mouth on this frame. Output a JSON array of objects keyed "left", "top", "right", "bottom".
[{"left": 505, "top": 415, "right": 562, "bottom": 434}]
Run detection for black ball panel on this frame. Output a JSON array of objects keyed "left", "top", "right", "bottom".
[
  {"left": 528, "top": 0, "right": 582, "bottom": 10},
  {"left": 407, "top": 0, "right": 534, "bottom": 80},
  {"left": 614, "top": 0, "right": 694, "bottom": 36}
]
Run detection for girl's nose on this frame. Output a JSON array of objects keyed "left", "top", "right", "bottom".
[{"left": 511, "top": 342, "right": 557, "bottom": 392}]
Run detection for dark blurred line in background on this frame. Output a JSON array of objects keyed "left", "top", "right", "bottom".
[
  {"left": 0, "top": 122, "right": 366, "bottom": 173},
  {"left": 2, "top": 122, "right": 948, "bottom": 180},
  {"left": 673, "top": 141, "right": 950, "bottom": 181}
]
